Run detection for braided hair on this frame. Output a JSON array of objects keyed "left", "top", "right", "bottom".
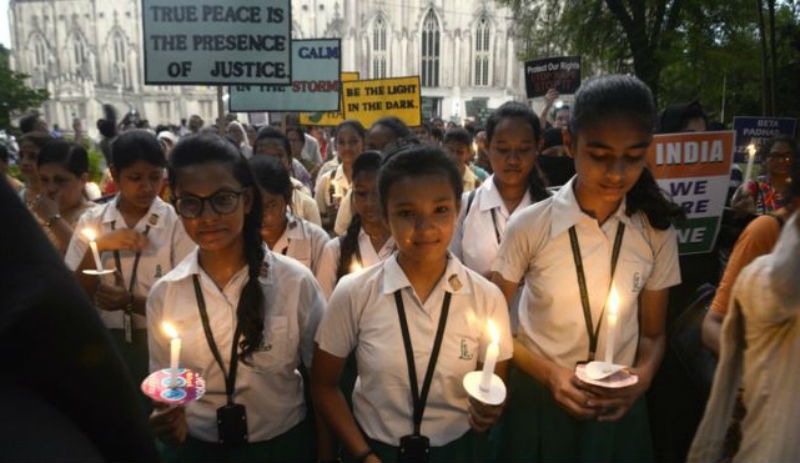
[
  {"left": 169, "top": 134, "right": 266, "bottom": 361},
  {"left": 336, "top": 151, "right": 382, "bottom": 282}
]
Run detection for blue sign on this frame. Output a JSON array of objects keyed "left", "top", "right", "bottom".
[{"left": 732, "top": 116, "right": 797, "bottom": 162}]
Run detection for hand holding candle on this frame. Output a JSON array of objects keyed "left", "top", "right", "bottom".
[
  {"left": 162, "top": 322, "right": 182, "bottom": 388},
  {"left": 480, "top": 320, "right": 500, "bottom": 392},
  {"left": 463, "top": 318, "right": 507, "bottom": 405},
  {"left": 82, "top": 228, "right": 104, "bottom": 272}
]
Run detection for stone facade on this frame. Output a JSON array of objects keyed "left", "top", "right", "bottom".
[{"left": 9, "top": 0, "right": 525, "bottom": 134}]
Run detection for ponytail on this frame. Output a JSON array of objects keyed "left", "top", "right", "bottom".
[
  {"left": 527, "top": 165, "right": 551, "bottom": 202},
  {"left": 626, "top": 167, "right": 686, "bottom": 230},
  {"left": 336, "top": 214, "right": 362, "bottom": 282}
]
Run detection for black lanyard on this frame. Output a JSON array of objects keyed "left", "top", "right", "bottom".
[
  {"left": 489, "top": 209, "right": 502, "bottom": 245},
  {"left": 192, "top": 275, "right": 241, "bottom": 405},
  {"left": 568, "top": 222, "right": 625, "bottom": 361},
  {"left": 394, "top": 290, "right": 452, "bottom": 436},
  {"left": 110, "top": 220, "right": 151, "bottom": 342}
]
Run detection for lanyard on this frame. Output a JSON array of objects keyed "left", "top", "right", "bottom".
[
  {"left": 568, "top": 222, "right": 625, "bottom": 361},
  {"left": 489, "top": 209, "right": 502, "bottom": 245},
  {"left": 394, "top": 290, "right": 452, "bottom": 436},
  {"left": 110, "top": 220, "right": 151, "bottom": 343},
  {"left": 192, "top": 275, "right": 241, "bottom": 405}
]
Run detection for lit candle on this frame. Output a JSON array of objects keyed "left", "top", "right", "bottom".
[
  {"left": 82, "top": 228, "right": 104, "bottom": 271},
  {"left": 480, "top": 319, "right": 500, "bottom": 391},
  {"left": 349, "top": 260, "right": 362, "bottom": 274},
  {"left": 604, "top": 284, "right": 620, "bottom": 365},
  {"left": 744, "top": 143, "right": 757, "bottom": 185},
  {"left": 162, "top": 322, "right": 181, "bottom": 388}
]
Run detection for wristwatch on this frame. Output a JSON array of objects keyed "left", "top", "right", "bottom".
[{"left": 46, "top": 214, "right": 62, "bottom": 228}]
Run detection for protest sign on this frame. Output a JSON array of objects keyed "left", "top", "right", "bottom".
[
  {"left": 732, "top": 116, "right": 797, "bottom": 162},
  {"left": 342, "top": 76, "right": 422, "bottom": 128},
  {"left": 647, "top": 131, "right": 735, "bottom": 255},
  {"left": 142, "top": 0, "right": 292, "bottom": 85},
  {"left": 229, "top": 39, "right": 341, "bottom": 112},
  {"left": 524, "top": 56, "right": 581, "bottom": 98},
  {"left": 298, "top": 72, "right": 359, "bottom": 126}
]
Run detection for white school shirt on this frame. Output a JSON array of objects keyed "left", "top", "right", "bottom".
[
  {"left": 268, "top": 212, "right": 329, "bottom": 273},
  {"left": 315, "top": 228, "right": 396, "bottom": 299},
  {"left": 451, "top": 175, "right": 533, "bottom": 276},
  {"left": 492, "top": 177, "right": 681, "bottom": 368},
  {"left": 314, "top": 164, "right": 350, "bottom": 226},
  {"left": 147, "top": 248, "right": 325, "bottom": 443},
  {"left": 315, "top": 254, "right": 513, "bottom": 447},
  {"left": 290, "top": 178, "right": 322, "bottom": 226},
  {"left": 65, "top": 196, "right": 195, "bottom": 329}
]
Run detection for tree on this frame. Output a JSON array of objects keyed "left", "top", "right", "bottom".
[{"left": 0, "top": 45, "right": 49, "bottom": 130}]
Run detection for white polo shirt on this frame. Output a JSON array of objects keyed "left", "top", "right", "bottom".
[
  {"left": 315, "top": 254, "right": 513, "bottom": 446},
  {"left": 492, "top": 177, "right": 680, "bottom": 368},
  {"left": 268, "top": 213, "right": 329, "bottom": 273},
  {"left": 315, "top": 229, "right": 396, "bottom": 299},
  {"left": 314, "top": 164, "right": 350, "bottom": 228},
  {"left": 65, "top": 196, "right": 195, "bottom": 329},
  {"left": 451, "top": 175, "right": 533, "bottom": 276},
  {"left": 147, "top": 248, "right": 325, "bottom": 443}
]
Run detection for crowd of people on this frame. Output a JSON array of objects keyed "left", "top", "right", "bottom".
[{"left": 2, "top": 75, "right": 798, "bottom": 463}]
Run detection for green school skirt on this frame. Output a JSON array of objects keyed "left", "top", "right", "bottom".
[
  {"left": 109, "top": 328, "right": 151, "bottom": 415},
  {"left": 157, "top": 417, "right": 313, "bottom": 463},
  {"left": 496, "top": 367, "right": 653, "bottom": 463},
  {"left": 352, "top": 430, "right": 490, "bottom": 463}
]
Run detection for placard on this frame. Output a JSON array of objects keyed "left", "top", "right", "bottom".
[
  {"left": 341, "top": 76, "right": 422, "bottom": 128},
  {"left": 647, "top": 131, "right": 735, "bottom": 255},
  {"left": 142, "top": 0, "right": 292, "bottom": 85},
  {"left": 732, "top": 116, "right": 797, "bottom": 162},
  {"left": 299, "top": 72, "right": 360, "bottom": 126},
  {"left": 524, "top": 56, "right": 581, "bottom": 98},
  {"left": 229, "top": 39, "right": 341, "bottom": 112}
]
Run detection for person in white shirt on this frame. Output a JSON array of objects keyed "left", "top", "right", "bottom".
[
  {"left": 315, "top": 120, "right": 365, "bottom": 234},
  {"left": 313, "top": 145, "right": 512, "bottom": 463},
  {"left": 286, "top": 125, "right": 322, "bottom": 171},
  {"left": 249, "top": 155, "right": 329, "bottom": 273},
  {"left": 491, "top": 75, "right": 684, "bottom": 462},
  {"left": 315, "top": 151, "right": 394, "bottom": 299},
  {"left": 254, "top": 126, "right": 313, "bottom": 192},
  {"left": 147, "top": 134, "right": 324, "bottom": 462},
  {"left": 65, "top": 130, "right": 195, "bottom": 386}
]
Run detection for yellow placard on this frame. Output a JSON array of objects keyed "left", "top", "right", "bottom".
[
  {"left": 299, "top": 72, "right": 360, "bottom": 126},
  {"left": 341, "top": 76, "right": 422, "bottom": 128}
]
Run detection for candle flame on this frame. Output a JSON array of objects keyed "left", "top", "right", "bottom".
[
  {"left": 747, "top": 143, "right": 757, "bottom": 157},
  {"left": 162, "top": 321, "right": 179, "bottom": 339},
  {"left": 607, "top": 284, "right": 620, "bottom": 318},
  {"left": 82, "top": 228, "right": 97, "bottom": 241},
  {"left": 488, "top": 319, "right": 499, "bottom": 344},
  {"left": 349, "top": 261, "right": 362, "bottom": 274}
]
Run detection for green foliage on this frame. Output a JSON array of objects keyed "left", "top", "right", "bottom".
[{"left": 0, "top": 45, "right": 49, "bottom": 130}]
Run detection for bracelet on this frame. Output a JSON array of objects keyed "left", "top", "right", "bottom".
[
  {"left": 353, "top": 449, "right": 374, "bottom": 463},
  {"left": 46, "top": 214, "right": 62, "bottom": 228}
]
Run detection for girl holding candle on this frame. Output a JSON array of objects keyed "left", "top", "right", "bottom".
[
  {"left": 65, "top": 130, "right": 194, "bottom": 386},
  {"left": 147, "top": 134, "right": 325, "bottom": 462},
  {"left": 315, "top": 151, "right": 395, "bottom": 299},
  {"left": 249, "top": 155, "right": 329, "bottom": 273},
  {"left": 731, "top": 135, "right": 796, "bottom": 217},
  {"left": 315, "top": 120, "right": 366, "bottom": 233},
  {"left": 313, "top": 146, "right": 513, "bottom": 463},
  {"left": 491, "top": 75, "right": 684, "bottom": 462}
]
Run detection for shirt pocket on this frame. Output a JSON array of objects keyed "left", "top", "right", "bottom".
[
  {"left": 618, "top": 257, "right": 654, "bottom": 296},
  {"left": 250, "top": 315, "right": 291, "bottom": 373}
]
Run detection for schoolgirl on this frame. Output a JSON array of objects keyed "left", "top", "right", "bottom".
[
  {"left": 249, "top": 154, "right": 329, "bottom": 273},
  {"left": 314, "top": 151, "right": 395, "bottom": 299},
  {"left": 254, "top": 126, "right": 314, "bottom": 194},
  {"left": 315, "top": 120, "right": 366, "bottom": 234},
  {"left": 17, "top": 131, "right": 53, "bottom": 205},
  {"left": 147, "top": 134, "right": 325, "bottom": 462},
  {"left": 313, "top": 146, "right": 513, "bottom": 463},
  {"left": 65, "top": 130, "right": 195, "bottom": 384},
  {"left": 451, "top": 102, "right": 550, "bottom": 279},
  {"left": 491, "top": 75, "right": 684, "bottom": 462}
]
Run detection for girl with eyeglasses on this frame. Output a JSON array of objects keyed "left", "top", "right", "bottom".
[
  {"left": 147, "top": 134, "right": 325, "bottom": 462},
  {"left": 731, "top": 135, "right": 797, "bottom": 216},
  {"left": 65, "top": 130, "right": 195, "bottom": 388}
]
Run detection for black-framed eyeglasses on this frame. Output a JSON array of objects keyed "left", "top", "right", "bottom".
[{"left": 173, "top": 189, "right": 245, "bottom": 218}]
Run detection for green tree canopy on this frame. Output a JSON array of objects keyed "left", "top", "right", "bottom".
[{"left": 0, "top": 45, "right": 49, "bottom": 130}]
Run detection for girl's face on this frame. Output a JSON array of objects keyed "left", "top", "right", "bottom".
[
  {"left": 569, "top": 117, "right": 651, "bottom": 208},
  {"left": 113, "top": 160, "right": 164, "bottom": 211},
  {"left": 174, "top": 162, "right": 252, "bottom": 252},
  {"left": 260, "top": 189, "right": 288, "bottom": 238},
  {"left": 488, "top": 117, "right": 538, "bottom": 189},
  {"left": 336, "top": 126, "right": 364, "bottom": 163},
  {"left": 287, "top": 130, "right": 304, "bottom": 158},
  {"left": 444, "top": 142, "right": 472, "bottom": 169},
  {"left": 766, "top": 141, "right": 794, "bottom": 177},
  {"left": 38, "top": 163, "right": 86, "bottom": 212},
  {"left": 19, "top": 141, "right": 41, "bottom": 182},
  {"left": 255, "top": 139, "right": 292, "bottom": 170},
  {"left": 365, "top": 124, "right": 395, "bottom": 152},
  {"left": 352, "top": 170, "right": 381, "bottom": 225},
  {"left": 385, "top": 173, "right": 458, "bottom": 266}
]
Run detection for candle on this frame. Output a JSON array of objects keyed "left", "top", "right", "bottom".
[
  {"left": 349, "top": 260, "right": 362, "bottom": 274},
  {"left": 162, "top": 322, "right": 181, "bottom": 388},
  {"left": 744, "top": 143, "right": 757, "bottom": 185},
  {"left": 82, "top": 228, "right": 104, "bottom": 271},
  {"left": 480, "top": 319, "right": 500, "bottom": 391},
  {"left": 604, "top": 284, "right": 620, "bottom": 365}
]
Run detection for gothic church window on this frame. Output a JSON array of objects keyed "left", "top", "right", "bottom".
[{"left": 421, "top": 10, "right": 440, "bottom": 87}]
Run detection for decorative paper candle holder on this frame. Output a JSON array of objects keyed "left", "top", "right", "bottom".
[
  {"left": 575, "top": 362, "right": 639, "bottom": 389},
  {"left": 141, "top": 368, "right": 206, "bottom": 405},
  {"left": 463, "top": 371, "right": 507, "bottom": 406}
]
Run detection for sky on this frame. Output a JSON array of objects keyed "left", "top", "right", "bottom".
[{"left": 0, "top": 0, "right": 9, "bottom": 48}]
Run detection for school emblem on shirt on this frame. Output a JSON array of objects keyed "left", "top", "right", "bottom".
[
  {"left": 148, "top": 213, "right": 159, "bottom": 226},
  {"left": 632, "top": 272, "right": 642, "bottom": 293},
  {"left": 459, "top": 340, "right": 474, "bottom": 360},
  {"left": 154, "top": 264, "right": 163, "bottom": 278},
  {"left": 448, "top": 275, "right": 463, "bottom": 292}
]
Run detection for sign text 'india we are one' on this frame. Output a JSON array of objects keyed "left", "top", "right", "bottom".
[
  {"left": 229, "top": 39, "right": 341, "bottom": 112},
  {"left": 142, "top": 0, "right": 292, "bottom": 85}
]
